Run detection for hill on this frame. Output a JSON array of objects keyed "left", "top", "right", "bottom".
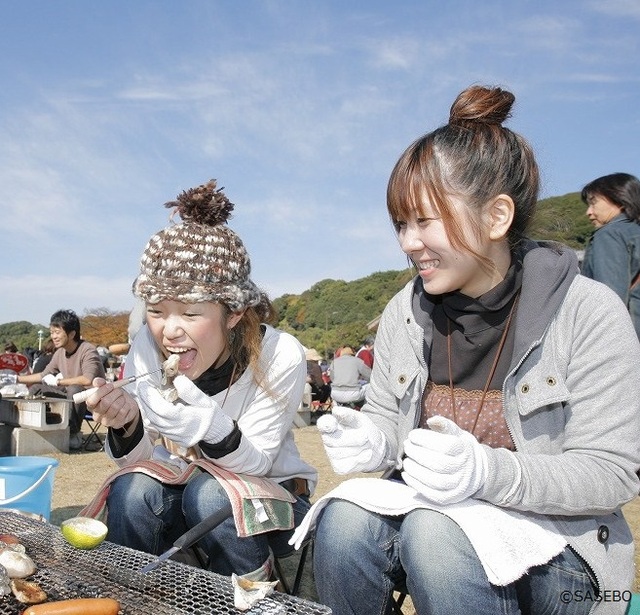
[
  {"left": 529, "top": 191, "right": 591, "bottom": 248},
  {"left": 273, "top": 269, "right": 415, "bottom": 358},
  {"left": 1, "top": 191, "right": 590, "bottom": 359},
  {"left": 273, "top": 191, "right": 589, "bottom": 357}
]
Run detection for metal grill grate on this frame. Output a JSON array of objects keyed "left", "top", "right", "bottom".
[{"left": 0, "top": 510, "right": 331, "bottom": 615}]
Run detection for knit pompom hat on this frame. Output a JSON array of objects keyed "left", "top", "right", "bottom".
[{"left": 133, "top": 179, "right": 264, "bottom": 312}]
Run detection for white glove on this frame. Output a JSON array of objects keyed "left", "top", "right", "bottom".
[
  {"left": 138, "top": 375, "right": 235, "bottom": 448},
  {"left": 317, "top": 406, "right": 387, "bottom": 474},
  {"left": 42, "top": 373, "right": 62, "bottom": 386},
  {"left": 402, "top": 415, "right": 488, "bottom": 505}
]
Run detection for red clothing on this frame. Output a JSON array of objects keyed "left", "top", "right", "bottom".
[{"left": 355, "top": 347, "right": 374, "bottom": 368}]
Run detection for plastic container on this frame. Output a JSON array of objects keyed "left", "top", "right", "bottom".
[
  {"left": 0, "top": 456, "right": 59, "bottom": 520},
  {"left": 15, "top": 399, "right": 70, "bottom": 431}
]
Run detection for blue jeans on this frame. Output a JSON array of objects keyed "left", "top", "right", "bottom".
[
  {"left": 314, "top": 501, "right": 596, "bottom": 615},
  {"left": 106, "top": 470, "right": 311, "bottom": 576}
]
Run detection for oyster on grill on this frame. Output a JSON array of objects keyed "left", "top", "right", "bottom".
[
  {"left": 0, "top": 547, "right": 36, "bottom": 578},
  {"left": 0, "top": 564, "right": 10, "bottom": 597},
  {"left": 11, "top": 578, "right": 47, "bottom": 604},
  {"left": 231, "top": 573, "right": 278, "bottom": 611}
]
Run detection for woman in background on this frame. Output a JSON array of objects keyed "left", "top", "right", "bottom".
[{"left": 581, "top": 172, "right": 640, "bottom": 338}]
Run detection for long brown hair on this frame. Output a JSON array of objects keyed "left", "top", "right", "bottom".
[{"left": 224, "top": 295, "right": 278, "bottom": 392}]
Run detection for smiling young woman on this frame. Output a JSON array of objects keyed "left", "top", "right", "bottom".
[
  {"left": 312, "top": 85, "right": 640, "bottom": 615},
  {"left": 83, "top": 179, "right": 317, "bottom": 582}
]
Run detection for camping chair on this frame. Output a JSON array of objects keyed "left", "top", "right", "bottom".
[
  {"left": 272, "top": 536, "right": 314, "bottom": 596},
  {"left": 82, "top": 412, "right": 105, "bottom": 451},
  {"left": 392, "top": 585, "right": 408, "bottom": 615}
]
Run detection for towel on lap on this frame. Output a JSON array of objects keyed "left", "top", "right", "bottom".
[{"left": 289, "top": 477, "right": 567, "bottom": 586}]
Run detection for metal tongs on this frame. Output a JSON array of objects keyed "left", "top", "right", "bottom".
[
  {"left": 140, "top": 502, "right": 233, "bottom": 574},
  {"left": 72, "top": 367, "right": 164, "bottom": 404}
]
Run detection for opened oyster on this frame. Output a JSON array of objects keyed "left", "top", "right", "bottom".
[
  {"left": 231, "top": 573, "right": 278, "bottom": 611},
  {"left": 160, "top": 354, "right": 180, "bottom": 401},
  {"left": 11, "top": 578, "right": 47, "bottom": 604}
]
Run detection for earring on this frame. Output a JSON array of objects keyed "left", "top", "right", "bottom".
[{"left": 229, "top": 329, "right": 236, "bottom": 344}]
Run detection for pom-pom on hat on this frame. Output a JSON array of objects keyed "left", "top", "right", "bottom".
[{"left": 133, "top": 179, "right": 263, "bottom": 312}]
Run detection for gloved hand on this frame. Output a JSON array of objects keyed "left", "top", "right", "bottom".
[
  {"left": 401, "top": 415, "right": 488, "bottom": 505},
  {"left": 317, "top": 406, "right": 387, "bottom": 474},
  {"left": 42, "top": 373, "right": 62, "bottom": 386},
  {"left": 138, "top": 375, "right": 234, "bottom": 448}
]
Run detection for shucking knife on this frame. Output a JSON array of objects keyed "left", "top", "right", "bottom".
[{"left": 140, "top": 501, "right": 233, "bottom": 573}]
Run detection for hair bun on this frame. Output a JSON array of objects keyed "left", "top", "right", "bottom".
[
  {"left": 164, "top": 179, "right": 234, "bottom": 226},
  {"left": 448, "top": 85, "right": 515, "bottom": 128}
]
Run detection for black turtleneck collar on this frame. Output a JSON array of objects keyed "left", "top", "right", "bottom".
[{"left": 193, "top": 356, "right": 236, "bottom": 397}]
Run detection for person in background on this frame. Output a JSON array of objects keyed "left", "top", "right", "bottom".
[
  {"left": 581, "top": 172, "right": 640, "bottom": 338},
  {"left": 82, "top": 179, "right": 317, "bottom": 582},
  {"left": 3, "top": 342, "right": 30, "bottom": 375},
  {"left": 355, "top": 335, "right": 375, "bottom": 368},
  {"left": 312, "top": 85, "right": 640, "bottom": 614},
  {"left": 31, "top": 338, "right": 55, "bottom": 374},
  {"left": 305, "top": 348, "right": 331, "bottom": 405},
  {"left": 328, "top": 346, "right": 370, "bottom": 406},
  {"left": 18, "top": 309, "right": 106, "bottom": 450}
]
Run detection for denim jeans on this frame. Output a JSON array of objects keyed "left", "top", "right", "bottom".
[
  {"left": 314, "top": 501, "right": 596, "bottom": 615},
  {"left": 106, "top": 470, "right": 311, "bottom": 576}
]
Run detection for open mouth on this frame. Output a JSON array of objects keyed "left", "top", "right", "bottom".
[{"left": 165, "top": 347, "right": 197, "bottom": 372}]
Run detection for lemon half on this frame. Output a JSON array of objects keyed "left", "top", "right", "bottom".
[{"left": 61, "top": 517, "right": 108, "bottom": 550}]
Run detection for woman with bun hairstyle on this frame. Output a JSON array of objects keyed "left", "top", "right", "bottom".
[
  {"left": 84, "top": 179, "right": 317, "bottom": 582},
  {"left": 312, "top": 86, "right": 640, "bottom": 614}
]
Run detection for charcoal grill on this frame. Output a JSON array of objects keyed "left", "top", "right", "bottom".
[{"left": 0, "top": 510, "right": 331, "bottom": 615}]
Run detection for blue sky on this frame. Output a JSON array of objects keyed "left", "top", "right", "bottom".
[{"left": 1, "top": 0, "right": 638, "bottom": 327}]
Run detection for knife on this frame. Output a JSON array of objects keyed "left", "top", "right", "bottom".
[{"left": 140, "top": 502, "right": 233, "bottom": 573}]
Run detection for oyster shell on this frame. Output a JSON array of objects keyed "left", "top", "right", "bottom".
[
  {"left": 231, "top": 573, "right": 278, "bottom": 611},
  {"left": 160, "top": 354, "right": 180, "bottom": 401},
  {"left": 0, "top": 548, "right": 36, "bottom": 578},
  {"left": 162, "top": 354, "right": 180, "bottom": 384},
  {"left": 11, "top": 578, "right": 47, "bottom": 604},
  {"left": 0, "top": 564, "right": 10, "bottom": 597}
]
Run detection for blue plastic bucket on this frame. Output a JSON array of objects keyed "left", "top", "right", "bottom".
[{"left": 0, "top": 456, "right": 58, "bottom": 521}]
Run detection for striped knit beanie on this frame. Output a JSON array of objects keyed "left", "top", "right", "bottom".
[{"left": 133, "top": 179, "right": 263, "bottom": 312}]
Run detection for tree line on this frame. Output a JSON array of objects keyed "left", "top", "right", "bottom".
[{"left": 1, "top": 191, "right": 589, "bottom": 358}]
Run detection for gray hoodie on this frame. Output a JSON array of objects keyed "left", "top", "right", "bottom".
[{"left": 364, "top": 240, "right": 640, "bottom": 612}]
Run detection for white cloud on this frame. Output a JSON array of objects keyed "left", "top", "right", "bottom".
[
  {"left": 588, "top": 0, "right": 640, "bottom": 18},
  {"left": 0, "top": 275, "right": 137, "bottom": 326}
]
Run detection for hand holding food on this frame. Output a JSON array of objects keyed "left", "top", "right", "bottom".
[
  {"left": 84, "top": 378, "right": 141, "bottom": 430},
  {"left": 139, "top": 375, "right": 234, "bottom": 447},
  {"left": 317, "top": 406, "right": 388, "bottom": 474}
]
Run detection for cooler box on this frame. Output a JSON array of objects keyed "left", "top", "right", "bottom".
[{"left": 14, "top": 399, "right": 71, "bottom": 431}]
